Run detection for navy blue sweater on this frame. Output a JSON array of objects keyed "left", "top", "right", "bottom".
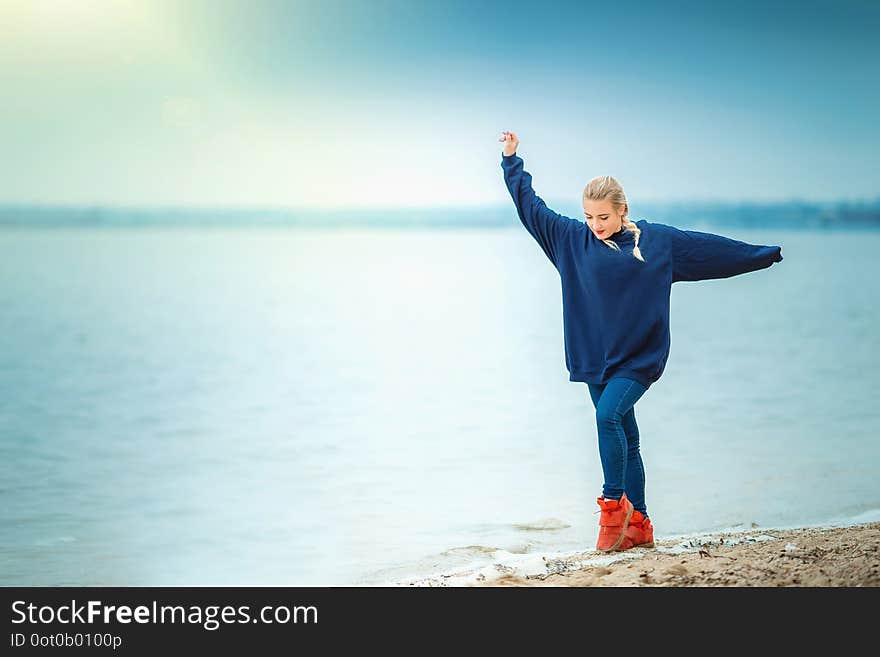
[{"left": 501, "top": 152, "right": 783, "bottom": 389}]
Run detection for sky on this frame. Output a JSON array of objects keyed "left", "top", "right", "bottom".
[{"left": 1, "top": 0, "right": 878, "bottom": 209}]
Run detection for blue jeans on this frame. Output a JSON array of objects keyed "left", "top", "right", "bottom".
[{"left": 586, "top": 377, "right": 649, "bottom": 518}]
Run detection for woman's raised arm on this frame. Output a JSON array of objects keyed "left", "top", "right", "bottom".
[{"left": 499, "top": 131, "right": 581, "bottom": 269}]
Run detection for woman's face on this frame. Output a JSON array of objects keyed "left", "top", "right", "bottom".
[{"left": 583, "top": 199, "right": 625, "bottom": 239}]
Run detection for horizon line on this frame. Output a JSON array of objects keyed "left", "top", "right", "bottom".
[{"left": 1, "top": 197, "right": 880, "bottom": 213}]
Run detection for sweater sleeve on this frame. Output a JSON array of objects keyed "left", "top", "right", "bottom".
[
  {"left": 501, "top": 152, "right": 580, "bottom": 268},
  {"left": 666, "top": 224, "right": 784, "bottom": 283}
]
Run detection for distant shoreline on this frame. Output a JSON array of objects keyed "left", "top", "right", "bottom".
[{"left": 1, "top": 201, "right": 879, "bottom": 229}]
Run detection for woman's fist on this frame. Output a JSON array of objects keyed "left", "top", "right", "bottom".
[{"left": 499, "top": 130, "right": 518, "bottom": 157}]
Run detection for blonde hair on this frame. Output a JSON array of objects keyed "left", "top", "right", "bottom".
[{"left": 582, "top": 175, "right": 645, "bottom": 262}]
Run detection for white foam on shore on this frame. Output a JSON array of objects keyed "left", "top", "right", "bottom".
[
  {"left": 386, "top": 508, "right": 880, "bottom": 587},
  {"left": 392, "top": 547, "right": 646, "bottom": 587}
]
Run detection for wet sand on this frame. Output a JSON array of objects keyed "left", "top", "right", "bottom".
[{"left": 471, "top": 522, "right": 880, "bottom": 587}]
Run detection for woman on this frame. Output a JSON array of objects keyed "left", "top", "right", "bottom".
[{"left": 498, "top": 130, "right": 783, "bottom": 552}]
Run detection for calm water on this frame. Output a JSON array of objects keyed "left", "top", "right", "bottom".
[{"left": 1, "top": 226, "right": 878, "bottom": 585}]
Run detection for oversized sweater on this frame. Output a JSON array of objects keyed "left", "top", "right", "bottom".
[{"left": 501, "top": 152, "right": 783, "bottom": 389}]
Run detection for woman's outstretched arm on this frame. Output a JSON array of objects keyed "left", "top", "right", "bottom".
[
  {"left": 499, "top": 131, "right": 581, "bottom": 268},
  {"left": 663, "top": 223, "right": 783, "bottom": 283}
]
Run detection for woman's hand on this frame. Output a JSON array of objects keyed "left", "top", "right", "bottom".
[{"left": 499, "top": 130, "right": 519, "bottom": 157}]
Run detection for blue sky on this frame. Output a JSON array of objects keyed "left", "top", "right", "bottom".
[{"left": 1, "top": 0, "right": 877, "bottom": 208}]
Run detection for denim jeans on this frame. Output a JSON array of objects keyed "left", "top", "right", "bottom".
[{"left": 586, "top": 377, "right": 649, "bottom": 518}]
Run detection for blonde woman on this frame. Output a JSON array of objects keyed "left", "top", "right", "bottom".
[{"left": 499, "top": 130, "right": 783, "bottom": 552}]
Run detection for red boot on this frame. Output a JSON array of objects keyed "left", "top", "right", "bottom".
[
  {"left": 595, "top": 492, "right": 634, "bottom": 552},
  {"left": 624, "top": 509, "right": 655, "bottom": 548}
]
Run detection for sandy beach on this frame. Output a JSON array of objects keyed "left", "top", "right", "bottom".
[{"left": 467, "top": 521, "right": 880, "bottom": 587}]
